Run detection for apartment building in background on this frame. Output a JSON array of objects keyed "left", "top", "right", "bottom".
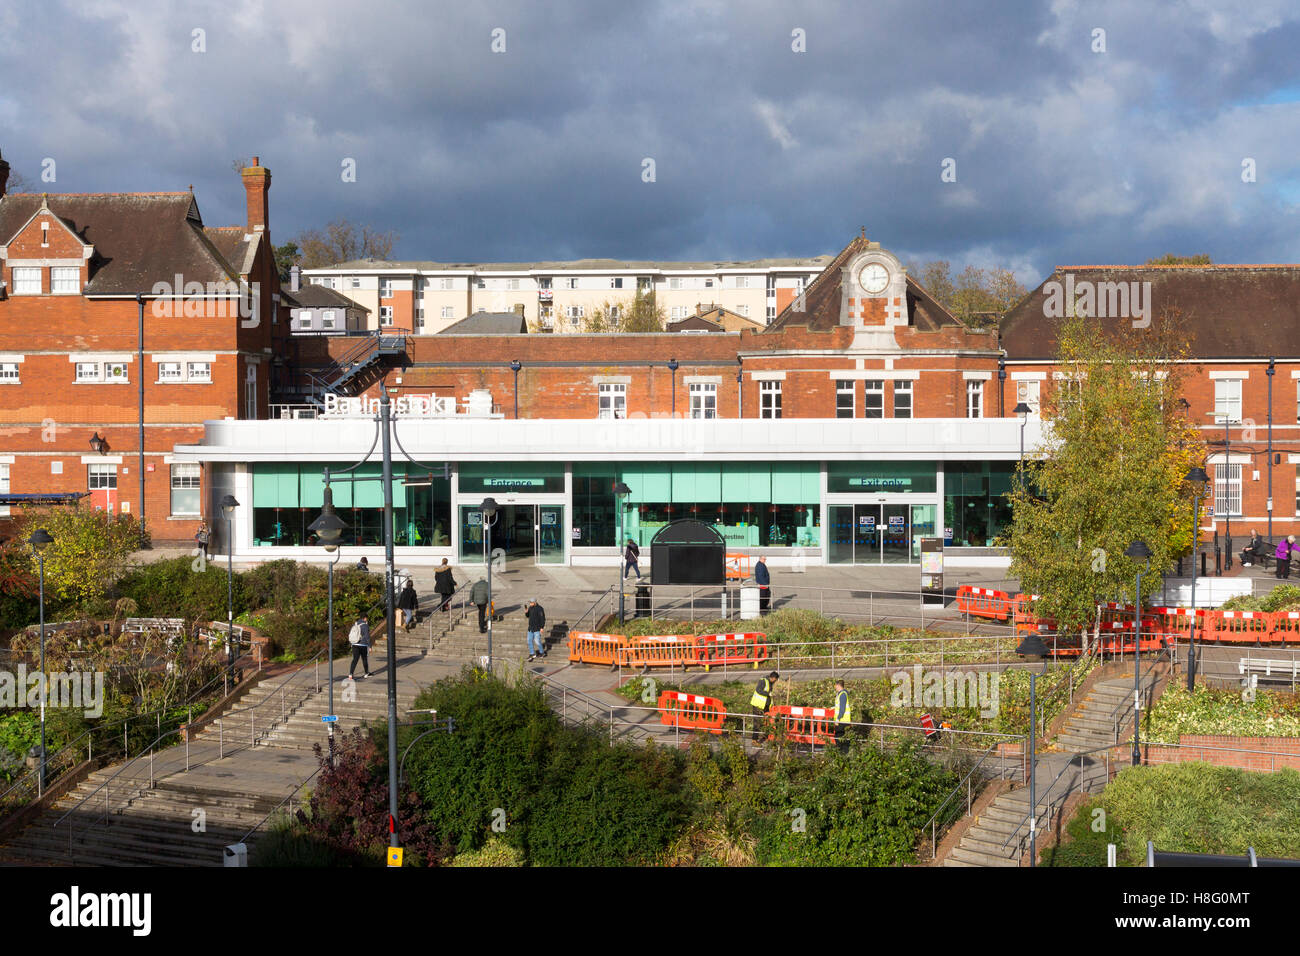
[{"left": 300, "top": 256, "right": 831, "bottom": 334}]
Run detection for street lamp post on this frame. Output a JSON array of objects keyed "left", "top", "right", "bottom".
[
  {"left": 1014, "top": 401, "right": 1031, "bottom": 485},
  {"left": 1184, "top": 467, "right": 1210, "bottom": 691},
  {"left": 27, "top": 528, "right": 53, "bottom": 795},
  {"left": 668, "top": 358, "right": 679, "bottom": 417},
  {"left": 1125, "top": 539, "right": 1152, "bottom": 766},
  {"left": 510, "top": 360, "right": 521, "bottom": 419},
  {"left": 309, "top": 479, "right": 349, "bottom": 768},
  {"left": 220, "top": 494, "right": 239, "bottom": 689},
  {"left": 613, "top": 482, "right": 631, "bottom": 623},
  {"left": 1015, "top": 631, "right": 1049, "bottom": 867},
  {"left": 481, "top": 497, "right": 498, "bottom": 671}
]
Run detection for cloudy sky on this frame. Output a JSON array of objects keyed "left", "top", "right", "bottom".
[{"left": 3, "top": 0, "right": 1300, "bottom": 283}]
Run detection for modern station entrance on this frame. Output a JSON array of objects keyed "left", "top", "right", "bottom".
[
  {"left": 459, "top": 502, "right": 565, "bottom": 565},
  {"left": 827, "top": 502, "right": 937, "bottom": 564}
]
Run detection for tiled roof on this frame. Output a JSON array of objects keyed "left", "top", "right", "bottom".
[
  {"left": 439, "top": 311, "right": 528, "bottom": 334},
  {"left": 0, "top": 192, "right": 244, "bottom": 295},
  {"left": 283, "top": 283, "right": 370, "bottom": 311},
  {"left": 311, "top": 255, "right": 834, "bottom": 273}
]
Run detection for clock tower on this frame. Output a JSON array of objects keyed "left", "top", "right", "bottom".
[{"left": 839, "top": 241, "right": 908, "bottom": 334}]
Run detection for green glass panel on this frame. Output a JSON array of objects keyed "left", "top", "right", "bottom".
[
  {"left": 770, "top": 462, "right": 803, "bottom": 503},
  {"left": 252, "top": 464, "right": 279, "bottom": 507},
  {"left": 671, "top": 463, "right": 696, "bottom": 504},
  {"left": 694, "top": 464, "right": 721, "bottom": 501},
  {"left": 351, "top": 463, "right": 403, "bottom": 507},
  {"left": 826, "top": 461, "right": 936, "bottom": 494},
  {"left": 300, "top": 467, "right": 325, "bottom": 509}
]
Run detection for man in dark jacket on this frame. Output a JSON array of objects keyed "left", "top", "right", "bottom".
[
  {"left": 750, "top": 671, "right": 779, "bottom": 742},
  {"left": 397, "top": 579, "right": 419, "bottom": 630},
  {"left": 623, "top": 539, "right": 641, "bottom": 580},
  {"left": 470, "top": 577, "right": 490, "bottom": 632},
  {"left": 754, "top": 555, "right": 771, "bottom": 614},
  {"left": 525, "top": 599, "right": 547, "bottom": 661}
]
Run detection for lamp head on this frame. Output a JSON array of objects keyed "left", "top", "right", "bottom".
[
  {"left": 1125, "top": 539, "right": 1152, "bottom": 561},
  {"left": 481, "top": 496, "right": 498, "bottom": 520},
  {"left": 1185, "top": 466, "right": 1209, "bottom": 485},
  {"left": 220, "top": 494, "right": 240, "bottom": 518},
  {"left": 510, "top": 359, "right": 521, "bottom": 373},
  {"left": 1015, "top": 633, "right": 1050, "bottom": 657},
  {"left": 88, "top": 432, "right": 107, "bottom": 454},
  {"left": 667, "top": 358, "right": 678, "bottom": 372},
  {"left": 309, "top": 486, "right": 349, "bottom": 551},
  {"left": 612, "top": 481, "right": 630, "bottom": 497},
  {"left": 1013, "top": 402, "right": 1031, "bottom": 417},
  {"left": 27, "top": 528, "right": 54, "bottom": 554}
]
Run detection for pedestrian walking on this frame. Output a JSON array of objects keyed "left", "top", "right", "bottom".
[
  {"left": 750, "top": 671, "right": 779, "bottom": 742},
  {"left": 832, "top": 679, "right": 852, "bottom": 753},
  {"left": 623, "top": 539, "right": 641, "bottom": 580},
  {"left": 525, "top": 598, "right": 547, "bottom": 661},
  {"left": 347, "top": 617, "right": 371, "bottom": 679},
  {"left": 470, "top": 577, "right": 490, "bottom": 633},
  {"left": 754, "top": 555, "right": 771, "bottom": 614},
  {"left": 1276, "top": 537, "right": 1294, "bottom": 579},
  {"left": 398, "top": 578, "right": 419, "bottom": 630},
  {"left": 194, "top": 522, "right": 210, "bottom": 561},
  {"left": 434, "top": 558, "right": 456, "bottom": 611}
]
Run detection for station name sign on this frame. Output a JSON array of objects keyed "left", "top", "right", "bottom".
[{"left": 323, "top": 394, "right": 457, "bottom": 417}]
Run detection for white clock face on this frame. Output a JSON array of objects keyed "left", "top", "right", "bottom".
[{"left": 859, "top": 263, "right": 889, "bottom": 295}]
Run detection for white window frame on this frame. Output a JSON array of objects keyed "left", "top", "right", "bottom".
[
  {"left": 12, "top": 267, "right": 41, "bottom": 295},
  {"left": 894, "top": 380, "right": 913, "bottom": 419},
  {"left": 50, "top": 267, "right": 79, "bottom": 294},
  {"left": 187, "top": 361, "right": 211, "bottom": 382},
  {"left": 0, "top": 362, "right": 19, "bottom": 384},
  {"left": 105, "top": 361, "right": 132, "bottom": 384},
  {"left": 1214, "top": 379, "right": 1242, "bottom": 424},
  {"left": 966, "top": 380, "right": 983, "bottom": 419},
  {"left": 350, "top": 276, "right": 361, "bottom": 289},
  {"left": 321, "top": 310, "right": 337, "bottom": 330},
  {"left": 1016, "top": 380, "right": 1041, "bottom": 418},
  {"left": 735, "top": 276, "right": 751, "bottom": 289},
  {"left": 170, "top": 462, "right": 201, "bottom": 516},
  {"left": 1215, "top": 462, "right": 1242, "bottom": 517},
  {"left": 836, "top": 380, "right": 855, "bottom": 418},
  {"left": 0, "top": 463, "right": 9, "bottom": 517},
  {"left": 759, "top": 380, "right": 782, "bottom": 419},
  {"left": 669, "top": 277, "right": 684, "bottom": 290},
  {"left": 158, "top": 362, "right": 183, "bottom": 382},
  {"left": 564, "top": 277, "right": 579, "bottom": 290},
  {"left": 379, "top": 306, "right": 394, "bottom": 326},
  {"left": 507, "top": 278, "right": 521, "bottom": 290},
  {"left": 864, "top": 380, "right": 884, "bottom": 419},
  {"left": 75, "top": 362, "right": 100, "bottom": 383},
  {"left": 689, "top": 382, "right": 718, "bottom": 420},
  {"left": 738, "top": 304, "right": 750, "bottom": 317},
  {"left": 439, "top": 277, "right": 455, "bottom": 291},
  {"left": 441, "top": 306, "right": 455, "bottom": 319},
  {"left": 610, "top": 277, "right": 623, "bottom": 289},
  {"left": 244, "top": 363, "right": 257, "bottom": 419},
  {"left": 598, "top": 383, "right": 627, "bottom": 420},
  {"left": 671, "top": 306, "right": 686, "bottom": 320},
  {"left": 379, "top": 279, "right": 393, "bottom": 299},
  {"left": 88, "top": 463, "right": 117, "bottom": 490}
]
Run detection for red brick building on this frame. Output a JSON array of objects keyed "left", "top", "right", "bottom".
[{"left": 0, "top": 153, "right": 286, "bottom": 543}]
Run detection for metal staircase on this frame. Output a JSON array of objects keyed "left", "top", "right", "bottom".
[{"left": 302, "top": 331, "right": 407, "bottom": 410}]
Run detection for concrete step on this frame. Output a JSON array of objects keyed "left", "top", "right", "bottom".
[{"left": 947, "top": 845, "right": 1019, "bottom": 867}]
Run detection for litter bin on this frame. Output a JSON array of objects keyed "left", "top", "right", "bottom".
[
  {"left": 224, "top": 843, "right": 248, "bottom": 867},
  {"left": 740, "top": 587, "right": 760, "bottom": 620},
  {"left": 635, "top": 585, "right": 651, "bottom": 619}
]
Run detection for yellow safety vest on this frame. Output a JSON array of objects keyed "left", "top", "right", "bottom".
[
  {"left": 751, "top": 678, "right": 772, "bottom": 709},
  {"left": 836, "top": 690, "right": 852, "bottom": 724}
]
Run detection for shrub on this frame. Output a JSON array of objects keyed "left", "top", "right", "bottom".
[
  {"left": 0, "top": 541, "right": 39, "bottom": 632},
  {"left": 14, "top": 508, "right": 141, "bottom": 615},
  {"left": 115, "top": 556, "right": 244, "bottom": 625},
  {"left": 251, "top": 821, "right": 358, "bottom": 867},
  {"left": 450, "top": 836, "right": 525, "bottom": 867}
]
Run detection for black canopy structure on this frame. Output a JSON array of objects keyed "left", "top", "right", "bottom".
[
  {"left": 650, "top": 519, "right": 725, "bottom": 586},
  {"left": 0, "top": 492, "right": 90, "bottom": 506}
]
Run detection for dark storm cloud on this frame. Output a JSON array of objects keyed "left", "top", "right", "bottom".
[{"left": 3, "top": 0, "right": 1300, "bottom": 285}]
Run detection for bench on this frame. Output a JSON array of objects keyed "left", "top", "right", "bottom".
[
  {"left": 1239, "top": 542, "right": 1276, "bottom": 569},
  {"left": 1239, "top": 657, "right": 1300, "bottom": 685},
  {"left": 121, "top": 617, "right": 186, "bottom": 636}
]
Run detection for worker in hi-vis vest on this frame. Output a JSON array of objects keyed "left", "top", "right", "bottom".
[
  {"left": 750, "top": 671, "right": 780, "bottom": 742},
  {"left": 833, "top": 679, "right": 852, "bottom": 752}
]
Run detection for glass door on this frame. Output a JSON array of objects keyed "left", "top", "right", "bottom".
[
  {"left": 459, "top": 505, "right": 486, "bottom": 563},
  {"left": 829, "top": 505, "right": 854, "bottom": 564},
  {"left": 881, "top": 504, "right": 910, "bottom": 564},
  {"left": 854, "top": 504, "right": 880, "bottom": 563},
  {"left": 536, "top": 505, "right": 565, "bottom": 564},
  {"left": 910, "top": 504, "right": 937, "bottom": 562}
]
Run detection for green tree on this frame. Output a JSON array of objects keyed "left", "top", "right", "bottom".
[
  {"left": 1145, "top": 253, "right": 1212, "bottom": 266},
  {"left": 14, "top": 509, "right": 142, "bottom": 615},
  {"left": 1005, "top": 311, "right": 1205, "bottom": 629},
  {"left": 905, "top": 260, "right": 1026, "bottom": 328},
  {"left": 274, "top": 241, "right": 302, "bottom": 281},
  {"left": 293, "top": 220, "right": 398, "bottom": 268},
  {"left": 620, "top": 289, "right": 665, "bottom": 333}
]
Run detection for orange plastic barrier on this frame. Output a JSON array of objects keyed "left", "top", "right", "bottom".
[
  {"left": 725, "top": 553, "right": 752, "bottom": 581},
  {"left": 1203, "top": 610, "right": 1271, "bottom": 645},
  {"left": 1147, "top": 607, "right": 1205, "bottom": 641},
  {"left": 767, "top": 704, "right": 837, "bottom": 746},
  {"left": 616, "top": 634, "right": 696, "bottom": 668},
  {"left": 567, "top": 631, "right": 627, "bottom": 665},
  {"left": 1269, "top": 611, "right": 1300, "bottom": 645},
  {"left": 1011, "top": 594, "right": 1056, "bottom": 635},
  {"left": 692, "top": 632, "right": 769, "bottom": 670},
  {"left": 657, "top": 691, "right": 726, "bottom": 734},
  {"left": 956, "top": 586, "right": 1012, "bottom": 621}
]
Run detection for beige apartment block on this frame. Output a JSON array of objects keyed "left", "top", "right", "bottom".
[{"left": 302, "top": 257, "right": 831, "bottom": 333}]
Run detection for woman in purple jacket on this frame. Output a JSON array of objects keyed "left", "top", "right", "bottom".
[{"left": 1276, "top": 537, "right": 1293, "bottom": 579}]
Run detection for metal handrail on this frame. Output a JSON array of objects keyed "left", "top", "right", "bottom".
[
  {"left": 235, "top": 765, "right": 324, "bottom": 848},
  {"left": 573, "top": 584, "right": 617, "bottom": 632},
  {"left": 923, "top": 738, "right": 1022, "bottom": 858}
]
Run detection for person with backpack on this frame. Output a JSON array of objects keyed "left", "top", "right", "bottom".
[
  {"left": 194, "top": 522, "right": 210, "bottom": 561},
  {"left": 347, "top": 617, "right": 371, "bottom": 679},
  {"left": 623, "top": 539, "right": 641, "bottom": 580},
  {"left": 525, "top": 599, "right": 547, "bottom": 661},
  {"left": 470, "top": 577, "right": 490, "bottom": 633},
  {"left": 397, "top": 579, "right": 419, "bottom": 631}
]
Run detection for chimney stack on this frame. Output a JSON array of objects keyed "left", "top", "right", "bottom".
[
  {"left": 290, "top": 264, "right": 300, "bottom": 293},
  {"left": 0, "top": 150, "right": 9, "bottom": 199},
  {"left": 240, "top": 156, "right": 270, "bottom": 233}
]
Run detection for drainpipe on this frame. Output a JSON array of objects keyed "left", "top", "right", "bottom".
[
  {"left": 1267, "top": 357, "right": 1275, "bottom": 542},
  {"left": 136, "top": 292, "right": 146, "bottom": 539}
]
